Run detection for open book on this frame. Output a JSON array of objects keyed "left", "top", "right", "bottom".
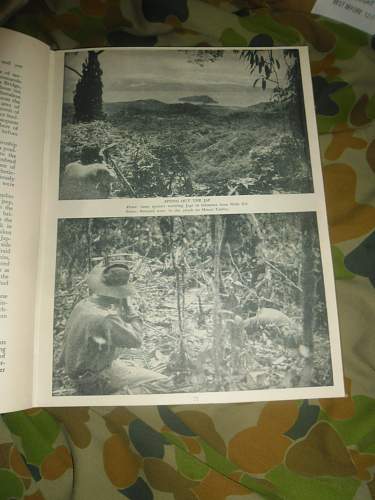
[{"left": 0, "top": 28, "right": 345, "bottom": 413}]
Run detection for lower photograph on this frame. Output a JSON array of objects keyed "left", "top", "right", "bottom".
[{"left": 52, "top": 212, "right": 333, "bottom": 397}]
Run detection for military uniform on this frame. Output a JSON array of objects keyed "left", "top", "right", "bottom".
[{"left": 63, "top": 261, "right": 168, "bottom": 394}]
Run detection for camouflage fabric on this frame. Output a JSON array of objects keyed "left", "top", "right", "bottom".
[{"left": 1, "top": 1, "right": 375, "bottom": 499}]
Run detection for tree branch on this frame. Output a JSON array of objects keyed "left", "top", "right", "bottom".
[
  {"left": 64, "top": 64, "right": 82, "bottom": 78},
  {"left": 265, "top": 258, "right": 303, "bottom": 293}
]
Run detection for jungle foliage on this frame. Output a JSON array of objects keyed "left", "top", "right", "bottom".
[{"left": 53, "top": 213, "right": 332, "bottom": 395}]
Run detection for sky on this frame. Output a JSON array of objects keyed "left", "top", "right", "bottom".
[{"left": 63, "top": 49, "right": 292, "bottom": 108}]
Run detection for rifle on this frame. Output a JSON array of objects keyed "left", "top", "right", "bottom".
[{"left": 100, "top": 143, "right": 136, "bottom": 196}]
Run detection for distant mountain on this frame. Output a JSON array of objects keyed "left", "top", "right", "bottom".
[
  {"left": 107, "top": 99, "right": 214, "bottom": 123},
  {"left": 62, "top": 97, "right": 285, "bottom": 127},
  {"left": 119, "top": 99, "right": 168, "bottom": 111},
  {"left": 179, "top": 95, "right": 218, "bottom": 104}
]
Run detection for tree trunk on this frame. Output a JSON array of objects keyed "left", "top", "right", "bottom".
[
  {"left": 211, "top": 215, "right": 225, "bottom": 389},
  {"left": 87, "top": 218, "right": 93, "bottom": 272},
  {"left": 301, "top": 214, "right": 314, "bottom": 352}
]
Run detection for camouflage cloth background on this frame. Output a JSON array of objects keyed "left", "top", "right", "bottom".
[{"left": 1, "top": 1, "right": 375, "bottom": 499}]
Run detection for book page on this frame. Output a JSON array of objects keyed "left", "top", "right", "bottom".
[
  {"left": 34, "top": 47, "right": 344, "bottom": 407},
  {"left": 0, "top": 28, "right": 50, "bottom": 412}
]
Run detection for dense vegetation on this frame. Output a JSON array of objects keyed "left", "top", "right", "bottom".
[
  {"left": 60, "top": 97, "right": 313, "bottom": 197},
  {"left": 53, "top": 213, "right": 332, "bottom": 396}
]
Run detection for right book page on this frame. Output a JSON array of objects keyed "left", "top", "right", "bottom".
[{"left": 34, "top": 46, "right": 345, "bottom": 407}]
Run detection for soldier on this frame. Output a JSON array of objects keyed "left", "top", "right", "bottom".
[
  {"left": 60, "top": 145, "right": 116, "bottom": 200},
  {"left": 63, "top": 259, "right": 169, "bottom": 395}
]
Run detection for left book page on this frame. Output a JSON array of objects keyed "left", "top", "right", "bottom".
[{"left": 0, "top": 28, "right": 50, "bottom": 412}]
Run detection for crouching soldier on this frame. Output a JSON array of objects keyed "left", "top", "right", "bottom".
[
  {"left": 60, "top": 145, "right": 116, "bottom": 200},
  {"left": 63, "top": 259, "right": 169, "bottom": 395}
]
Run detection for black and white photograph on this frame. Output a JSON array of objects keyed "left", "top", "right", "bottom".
[
  {"left": 59, "top": 48, "right": 313, "bottom": 200},
  {"left": 52, "top": 212, "right": 333, "bottom": 397}
]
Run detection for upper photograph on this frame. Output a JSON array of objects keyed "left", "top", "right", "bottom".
[{"left": 59, "top": 48, "right": 313, "bottom": 200}]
